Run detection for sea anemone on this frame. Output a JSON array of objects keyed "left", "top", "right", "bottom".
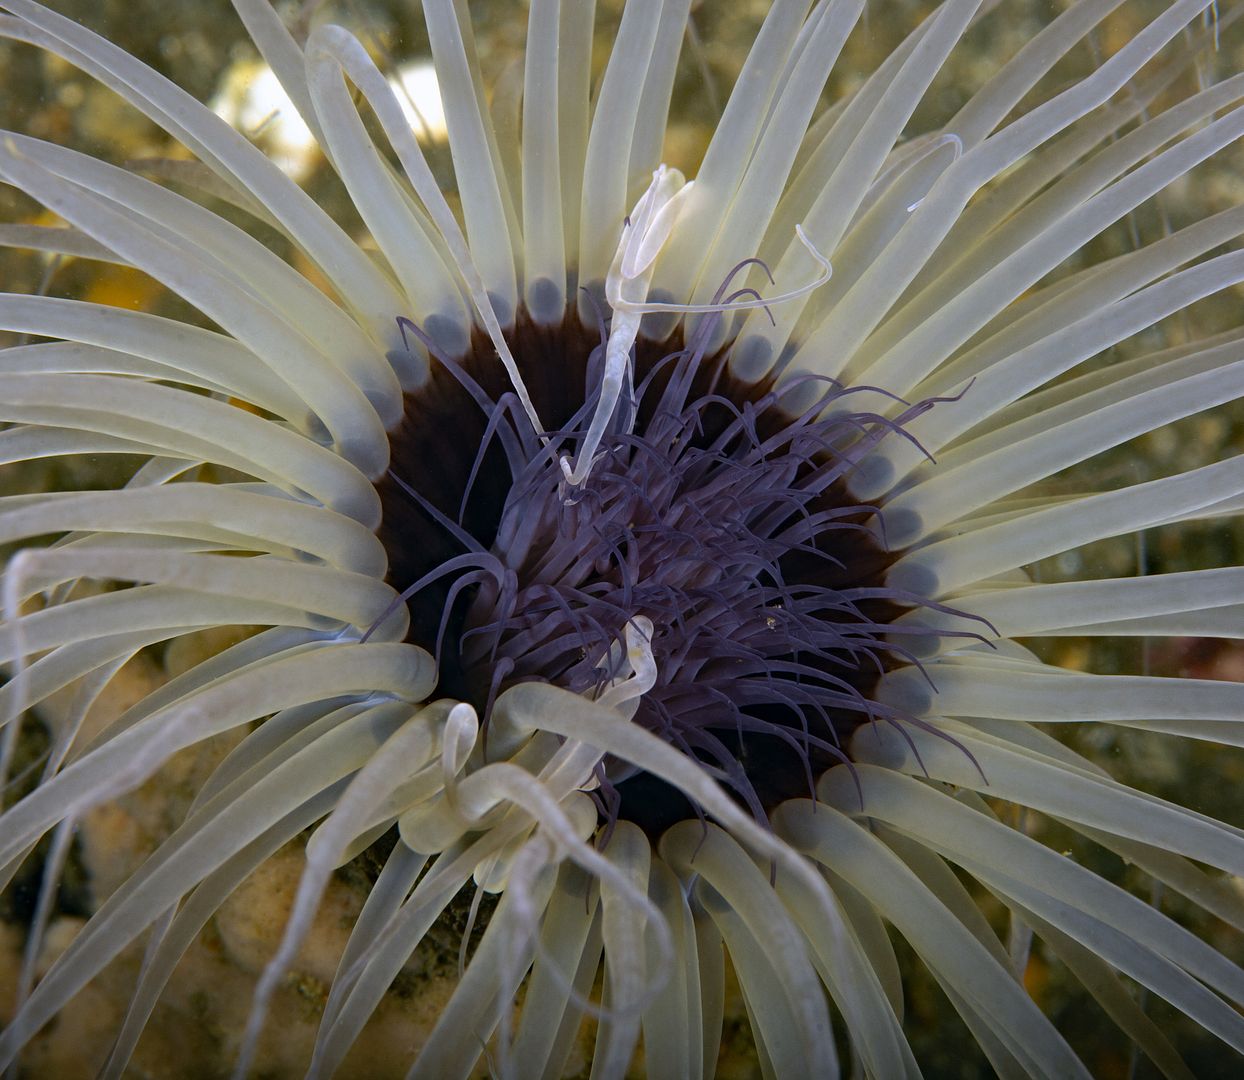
[{"left": 2, "top": 0, "right": 1243, "bottom": 1076}]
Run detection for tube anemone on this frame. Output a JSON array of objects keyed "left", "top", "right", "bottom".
[{"left": 1, "top": 0, "right": 1243, "bottom": 1076}]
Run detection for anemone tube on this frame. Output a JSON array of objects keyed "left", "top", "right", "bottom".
[{"left": 1, "top": 0, "right": 1244, "bottom": 1076}]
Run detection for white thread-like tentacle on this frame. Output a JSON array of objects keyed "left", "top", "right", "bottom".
[
  {"left": 561, "top": 166, "right": 695, "bottom": 487},
  {"left": 561, "top": 165, "right": 832, "bottom": 488},
  {"left": 596, "top": 616, "right": 658, "bottom": 720},
  {"left": 611, "top": 224, "right": 832, "bottom": 316}
]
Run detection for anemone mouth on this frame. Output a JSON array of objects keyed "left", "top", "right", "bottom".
[{"left": 378, "top": 304, "right": 953, "bottom": 835}]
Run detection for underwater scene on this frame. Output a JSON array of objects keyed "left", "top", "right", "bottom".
[{"left": 2, "top": 1, "right": 1243, "bottom": 1077}]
